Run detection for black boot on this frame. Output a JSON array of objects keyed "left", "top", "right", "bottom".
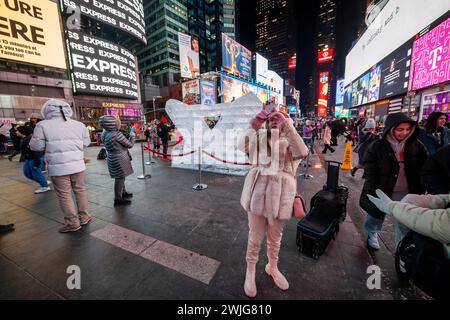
[
  {"left": 122, "top": 191, "right": 133, "bottom": 198},
  {"left": 0, "top": 224, "right": 15, "bottom": 234},
  {"left": 114, "top": 199, "right": 132, "bottom": 206},
  {"left": 351, "top": 167, "right": 358, "bottom": 177}
]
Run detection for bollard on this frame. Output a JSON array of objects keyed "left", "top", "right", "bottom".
[
  {"left": 299, "top": 151, "right": 314, "bottom": 180},
  {"left": 137, "top": 143, "right": 152, "bottom": 180},
  {"left": 192, "top": 147, "right": 207, "bottom": 191},
  {"left": 146, "top": 142, "right": 156, "bottom": 165}
]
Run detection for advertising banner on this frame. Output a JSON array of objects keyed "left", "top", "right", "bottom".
[
  {"left": 267, "top": 70, "right": 284, "bottom": 98},
  {"left": 221, "top": 75, "right": 268, "bottom": 104},
  {"left": 255, "top": 53, "right": 268, "bottom": 85},
  {"left": 178, "top": 32, "right": 200, "bottom": 79},
  {"left": 336, "top": 79, "right": 345, "bottom": 105},
  {"left": 409, "top": 17, "right": 450, "bottom": 91},
  {"left": 63, "top": 0, "right": 146, "bottom": 44},
  {"left": 0, "top": 117, "right": 15, "bottom": 135},
  {"left": 368, "top": 65, "right": 381, "bottom": 102},
  {"left": 200, "top": 80, "right": 216, "bottom": 106},
  {"left": 288, "top": 54, "right": 297, "bottom": 70},
  {"left": 222, "top": 33, "right": 252, "bottom": 79},
  {"left": 334, "top": 106, "right": 350, "bottom": 118},
  {"left": 66, "top": 30, "right": 139, "bottom": 99},
  {"left": 318, "top": 72, "right": 329, "bottom": 116},
  {"left": 318, "top": 48, "right": 333, "bottom": 64},
  {"left": 0, "top": 0, "right": 66, "bottom": 69},
  {"left": 182, "top": 80, "right": 200, "bottom": 105}
]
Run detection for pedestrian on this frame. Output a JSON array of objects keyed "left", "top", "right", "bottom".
[
  {"left": 238, "top": 104, "right": 309, "bottom": 298},
  {"left": 302, "top": 120, "right": 315, "bottom": 155},
  {"left": 420, "top": 144, "right": 450, "bottom": 195},
  {"left": 418, "top": 112, "right": 450, "bottom": 156},
  {"left": 359, "top": 113, "right": 428, "bottom": 250},
  {"left": 16, "top": 126, "right": 50, "bottom": 194},
  {"left": 351, "top": 118, "right": 379, "bottom": 177},
  {"left": 99, "top": 116, "right": 135, "bottom": 206},
  {"left": 150, "top": 120, "right": 161, "bottom": 156},
  {"left": 322, "top": 121, "right": 335, "bottom": 154},
  {"left": 26, "top": 113, "right": 41, "bottom": 131},
  {"left": 157, "top": 117, "right": 173, "bottom": 161},
  {"left": 29, "top": 99, "right": 92, "bottom": 233},
  {"left": 8, "top": 123, "right": 21, "bottom": 161}
]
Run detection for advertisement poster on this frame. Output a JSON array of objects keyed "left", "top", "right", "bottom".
[
  {"left": 66, "top": 30, "right": 139, "bottom": 99},
  {"left": 178, "top": 32, "right": 200, "bottom": 79},
  {"left": 221, "top": 75, "right": 268, "bottom": 104},
  {"left": 368, "top": 65, "right": 381, "bottom": 102},
  {"left": 351, "top": 81, "right": 359, "bottom": 107},
  {"left": 409, "top": 16, "right": 450, "bottom": 91},
  {"left": 0, "top": 0, "right": 66, "bottom": 69},
  {"left": 0, "top": 118, "right": 15, "bottom": 135},
  {"left": 255, "top": 53, "right": 269, "bottom": 85},
  {"left": 344, "top": 85, "right": 352, "bottom": 108},
  {"left": 336, "top": 79, "right": 345, "bottom": 105},
  {"left": 182, "top": 80, "right": 200, "bottom": 105},
  {"left": 334, "top": 106, "right": 350, "bottom": 118},
  {"left": 200, "top": 80, "right": 216, "bottom": 106},
  {"left": 63, "top": 0, "right": 146, "bottom": 44},
  {"left": 318, "top": 48, "right": 334, "bottom": 63},
  {"left": 318, "top": 72, "right": 329, "bottom": 116},
  {"left": 379, "top": 40, "right": 412, "bottom": 98},
  {"left": 356, "top": 72, "right": 370, "bottom": 106},
  {"left": 222, "top": 33, "right": 252, "bottom": 79}
]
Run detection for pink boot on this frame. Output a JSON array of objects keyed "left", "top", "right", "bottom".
[
  {"left": 265, "top": 262, "right": 289, "bottom": 291},
  {"left": 244, "top": 263, "right": 257, "bottom": 298}
]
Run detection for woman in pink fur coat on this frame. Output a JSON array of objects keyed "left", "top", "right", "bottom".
[{"left": 238, "top": 104, "right": 309, "bottom": 298}]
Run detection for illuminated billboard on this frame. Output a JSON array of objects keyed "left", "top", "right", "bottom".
[
  {"left": 182, "top": 80, "right": 200, "bottom": 105},
  {"left": 222, "top": 33, "right": 252, "bottom": 79},
  {"left": 409, "top": 16, "right": 450, "bottom": 91},
  {"left": 255, "top": 53, "right": 269, "bottom": 84},
  {"left": 66, "top": 30, "right": 139, "bottom": 99},
  {"left": 62, "top": 0, "right": 146, "bottom": 44},
  {"left": 200, "top": 80, "right": 216, "bottom": 106},
  {"left": 221, "top": 75, "right": 268, "bottom": 104},
  {"left": 336, "top": 79, "right": 345, "bottom": 105},
  {"left": 0, "top": 0, "right": 66, "bottom": 69},
  {"left": 178, "top": 32, "right": 200, "bottom": 79},
  {"left": 288, "top": 54, "right": 297, "bottom": 70},
  {"left": 318, "top": 72, "right": 329, "bottom": 116},
  {"left": 318, "top": 48, "right": 333, "bottom": 63}
]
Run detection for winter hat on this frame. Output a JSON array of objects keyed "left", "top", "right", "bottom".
[
  {"left": 305, "top": 120, "right": 312, "bottom": 126},
  {"left": 29, "top": 113, "right": 41, "bottom": 120},
  {"left": 17, "top": 126, "right": 33, "bottom": 136},
  {"left": 363, "top": 118, "right": 376, "bottom": 131}
]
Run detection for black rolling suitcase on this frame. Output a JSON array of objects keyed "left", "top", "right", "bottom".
[{"left": 296, "top": 161, "right": 347, "bottom": 259}]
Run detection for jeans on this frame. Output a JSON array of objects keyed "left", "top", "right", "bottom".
[
  {"left": 364, "top": 214, "right": 384, "bottom": 234},
  {"left": 23, "top": 157, "right": 48, "bottom": 188},
  {"left": 303, "top": 138, "right": 314, "bottom": 154},
  {"left": 114, "top": 178, "right": 126, "bottom": 200}
]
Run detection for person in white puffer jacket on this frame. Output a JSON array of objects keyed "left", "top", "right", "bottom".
[
  {"left": 368, "top": 190, "right": 450, "bottom": 259},
  {"left": 29, "top": 99, "right": 92, "bottom": 233}
]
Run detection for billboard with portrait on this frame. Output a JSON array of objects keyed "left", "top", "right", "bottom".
[
  {"left": 182, "top": 80, "right": 200, "bottom": 105},
  {"left": 178, "top": 32, "right": 200, "bottom": 79},
  {"left": 200, "top": 80, "right": 216, "bottom": 106},
  {"left": 368, "top": 65, "right": 381, "bottom": 102},
  {"left": 409, "top": 16, "right": 450, "bottom": 91},
  {"left": 66, "top": 30, "right": 139, "bottom": 99},
  {"left": 63, "top": 0, "right": 146, "bottom": 44},
  {"left": 0, "top": 0, "right": 66, "bottom": 69},
  {"left": 336, "top": 79, "right": 345, "bottom": 105},
  {"left": 221, "top": 75, "right": 268, "bottom": 104},
  {"left": 222, "top": 33, "right": 252, "bottom": 79}
]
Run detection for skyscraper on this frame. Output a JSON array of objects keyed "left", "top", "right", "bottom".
[{"left": 255, "top": 0, "right": 297, "bottom": 84}]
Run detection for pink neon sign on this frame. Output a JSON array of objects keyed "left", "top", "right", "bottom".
[{"left": 410, "top": 17, "right": 450, "bottom": 91}]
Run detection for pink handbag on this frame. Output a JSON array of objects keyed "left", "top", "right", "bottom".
[{"left": 293, "top": 194, "right": 307, "bottom": 219}]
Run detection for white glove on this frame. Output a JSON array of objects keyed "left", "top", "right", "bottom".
[{"left": 367, "top": 189, "right": 394, "bottom": 215}]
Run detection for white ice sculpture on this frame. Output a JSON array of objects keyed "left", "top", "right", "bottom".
[{"left": 165, "top": 92, "right": 263, "bottom": 176}]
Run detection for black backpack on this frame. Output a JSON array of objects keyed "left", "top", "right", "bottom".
[
  {"left": 395, "top": 231, "right": 450, "bottom": 299},
  {"left": 97, "top": 148, "right": 107, "bottom": 160}
]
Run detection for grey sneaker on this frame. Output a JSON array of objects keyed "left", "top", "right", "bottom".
[
  {"left": 79, "top": 214, "right": 92, "bottom": 226},
  {"left": 59, "top": 224, "right": 81, "bottom": 233},
  {"left": 367, "top": 232, "right": 380, "bottom": 250}
]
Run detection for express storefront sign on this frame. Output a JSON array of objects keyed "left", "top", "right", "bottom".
[
  {"left": 77, "top": 100, "right": 142, "bottom": 123},
  {"left": 66, "top": 30, "right": 139, "bottom": 99}
]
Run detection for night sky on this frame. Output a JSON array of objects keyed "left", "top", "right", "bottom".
[{"left": 237, "top": 0, "right": 364, "bottom": 104}]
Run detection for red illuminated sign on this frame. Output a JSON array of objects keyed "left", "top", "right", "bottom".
[
  {"left": 288, "top": 54, "right": 297, "bottom": 70},
  {"left": 318, "top": 72, "right": 329, "bottom": 116},
  {"left": 318, "top": 48, "right": 334, "bottom": 63}
]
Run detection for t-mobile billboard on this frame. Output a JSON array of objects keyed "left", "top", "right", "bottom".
[
  {"left": 66, "top": 30, "right": 139, "bottom": 99},
  {"left": 409, "top": 16, "right": 450, "bottom": 91}
]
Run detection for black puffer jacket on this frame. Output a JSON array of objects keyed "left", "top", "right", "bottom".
[{"left": 360, "top": 113, "right": 428, "bottom": 220}]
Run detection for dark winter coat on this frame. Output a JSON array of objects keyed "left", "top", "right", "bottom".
[
  {"left": 360, "top": 113, "right": 428, "bottom": 220},
  {"left": 420, "top": 144, "right": 450, "bottom": 195},
  {"left": 10, "top": 127, "right": 20, "bottom": 149},
  {"left": 354, "top": 132, "right": 379, "bottom": 166},
  {"left": 418, "top": 126, "right": 450, "bottom": 156},
  {"left": 99, "top": 116, "right": 135, "bottom": 179},
  {"left": 20, "top": 135, "right": 43, "bottom": 161},
  {"left": 157, "top": 123, "right": 173, "bottom": 143}
]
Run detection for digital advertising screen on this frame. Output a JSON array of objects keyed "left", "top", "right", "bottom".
[
  {"left": 66, "top": 30, "right": 139, "bottom": 99},
  {"left": 334, "top": 105, "right": 350, "bottom": 118},
  {"left": 409, "top": 16, "right": 450, "bottom": 91},
  {"left": 336, "top": 79, "right": 345, "bottom": 105},
  {"left": 182, "top": 80, "right": 200, "bottom": 105},
  {"left": 178, "top": 32, "right": 200, "bottom": 79},
  {"left": 318, "top": 72, "right": 329, "bottom": 116},
  {"left": 255, "top": 53, "right": 269, "bottom": 85},
  {"left": 318, "top": 48, "right": 333, "bottom": 64},
  {"left": 200, "top": 80, "right": 216, "bottom": 106},
  {"left": 0, "top": 0, "right": 67, "bottom": 69},
  {"left": 222, "top": 33, "right": 252, "bottom": 79},
  {"left": 368, "top": 65, "right": 381, "bottom": 102},
  {"left": 62, "top": 0, "right": 146, "bottom": 44},
  {"left": 220, "top": 75, "right": 268, "bottom": 104}
]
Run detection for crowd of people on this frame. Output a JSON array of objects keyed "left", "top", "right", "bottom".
[{"left": 1, "top": 99, "right": 449, "bottom": 298}]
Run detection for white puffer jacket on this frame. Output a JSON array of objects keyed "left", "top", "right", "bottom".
[
  {"left": 30, "top": 99, "right": 91, "bottom": 177},
  {"left": 389, "top": 193, "right": 450, "bottom": 258}
]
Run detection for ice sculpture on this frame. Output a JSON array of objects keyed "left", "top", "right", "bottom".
[{"left": 165, "top": 92, "right": 263, "bottom": 176}]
